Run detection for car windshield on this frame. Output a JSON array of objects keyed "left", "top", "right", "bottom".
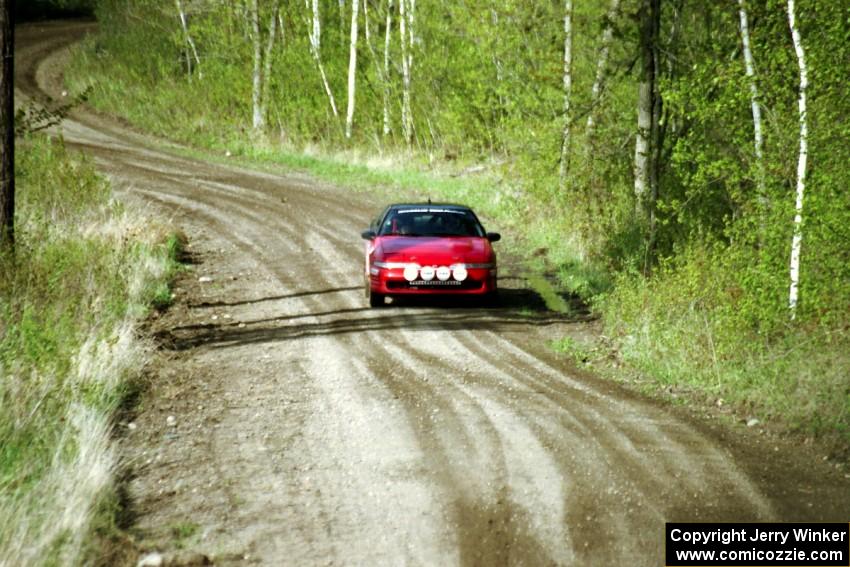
[{"left": 378, "top": 208, "right": 485, "bottom": 237}]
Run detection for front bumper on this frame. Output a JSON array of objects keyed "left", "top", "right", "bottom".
[{"left": 368, "top": 265, "right": 497, "bottom": 295}]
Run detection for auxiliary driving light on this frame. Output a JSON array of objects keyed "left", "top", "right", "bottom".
[
  {"left": 403, "top": 264, "right": 420, "bottom": 282},
  {"left": 436, "top": 266, "right": 451, "bottom": 281},
  {"left": 420, "top": 266, "right": 436, "bottom": 281},
  {"left": 452, "top": 265, "right": 468, "bottom": 281}
]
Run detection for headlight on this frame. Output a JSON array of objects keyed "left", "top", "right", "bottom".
[
  {"left": 436, "top": 266, "right": 451, "bottom": 281},
  {"left": 420, "top": 266, "right": 435, "bottom": 281},
  {"left": 403, "top": 264, "right": 420, "bottom": 282},
  {"left": 451, "top": 265, "right": 468, "bottom": 281}
]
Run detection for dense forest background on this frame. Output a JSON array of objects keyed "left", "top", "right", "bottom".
[{"left": 53, "top": 0, "right": 850, "bottom": 441}]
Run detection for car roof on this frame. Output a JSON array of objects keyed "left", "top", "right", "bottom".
[{"left": 387, "top": 203, "right": 473, "bottom": 211}]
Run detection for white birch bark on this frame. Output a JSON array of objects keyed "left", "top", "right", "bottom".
[
  {"left": 260, "top": 1, "right": 280, "bottom": 127},
  {"left": 558, "top": 0, "right": 573, "bottom": 184},
  {"left": 586, "top": 0, "right": 621, "bottom": 136},
  {"left": 787, "top": 0, "right": 808, "bottom": 318},
  {"left": 175, "top": 0, "right": 201, "bottom": 79},
  {"left": 633, "top": 0, "right": 654, "bottom": 213},
  {"left": 737, "top": 0, "right": 766, "bottom": 205},
  {"left": 308, "top": 0, "right": 339, "bottom": 118},
  {"left": 345, "top": 0, "right": 360, "bottom": 138},
  {"left": 383, "top": 0, "right": 393, "bottom": 136},
  {"left": 250, "top": 0, "right": 264, "bottom": 132},
  {"left": 364, "top": 0, "right": 391, "bottom": 138},
  {"left": 634, "top": 86, "right": 651, "bottom": 210},
  {"left": 399, "top": 0, "right": 413, "bottom": 145}
]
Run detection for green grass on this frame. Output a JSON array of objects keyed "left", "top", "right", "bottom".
[
  {"left": 169, "top": 521, "right": 199, "bottom": 549},
  {"left": 0, "top": 135, "right": 180, "bottom": 565},
  {"left": 598, "top": 249, "right": 850, "bottom": 450}
]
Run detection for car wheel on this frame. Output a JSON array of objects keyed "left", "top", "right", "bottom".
[
  {"left": 482, "top": 290, "right": 500, "bottom": 307},
  {"left": 367, "top": 285, "right": 386, "bottom": 307}
]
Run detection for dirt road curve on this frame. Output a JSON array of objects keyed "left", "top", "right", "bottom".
[{"left": 16, "top": 21, "right": 850, "bottom": 567}]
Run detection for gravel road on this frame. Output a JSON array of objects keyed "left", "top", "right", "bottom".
[{"left": 16, "top": 21, "right": 850, "bottom": 567}]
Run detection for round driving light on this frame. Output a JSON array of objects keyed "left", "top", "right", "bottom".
[
  {"left": 403, "top": 264, "right": 420, "bottom": 282},
  {"left": 420, "top": 266, "right": 435, "bottom": 281},
  {"left": 452, "top": 265, "right": 468, "bottom": 281},
  {"left": 436, "top": 266, "right": 451, "bottom": 281}
]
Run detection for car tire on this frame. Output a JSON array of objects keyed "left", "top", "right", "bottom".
[
  {"left": 482, "top": 290, "right": 500, "bottom": 307},
  {"left": 367, "top": 286, "right": 386, "bottom": 308}
]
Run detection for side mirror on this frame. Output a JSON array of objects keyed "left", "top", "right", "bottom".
[
  {"left": 361, "top": 229, "right": 377, "bottom": 240},
  {"left": 486, "top": 232, "right": 501, "bottom": 242}
]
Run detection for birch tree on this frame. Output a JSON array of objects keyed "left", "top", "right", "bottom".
[
  {"left": 175, "top": 0, "right": 201, "bottom": 80},
  {"left": 737, "top": 0, "right": 766, "bottom": 207},
  {"left": 399, "top": 0, "right": 415, "bottom": 146},
  {"left": 558, "top": 0, "right": 573, "bottom": 185},
  {"left": 585, "top": 0, "right": 621, "bottom": 140},
  {"left": 382, "top": 0, "right": 393, "bottom": 136},
  {"left": 261, "top": 2, "right": 279, "bottom": 127},
  {"left": 0, "top": 0, "right": 12, "bottom": 250},
  {"left": 633, "top": 0, "right": 655, "bottom": 215},
  {"left": 632, "top": 0, "right": 662, "bottom": 269},
  {"left": 364, "top": 0, "right": 392, "bottom": 138},
  {"left": 250, "top": 0, "right": 263, "bottom": 131},
  {"left": 308, "top": 0, "right": 339, "bottom": 118},
  {"left": 345, "top": 0, "right": 360, "bottom": 139},
  {"left": 787, "top": 0, "right": 809, "bottom": 319},
  {"left": 249, "top": 0, "right": 279, "bottom": 133}
]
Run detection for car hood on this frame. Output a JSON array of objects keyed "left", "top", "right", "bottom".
[{"left": 376, "top": 236, "right": 493, "bottom": 264}]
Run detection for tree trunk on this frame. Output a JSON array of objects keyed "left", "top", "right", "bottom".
[
  {"left": 582, "top": 0, "right": 621, "bottom": 232},
  {"left": 647, "top": 0, "right": 662, "bottom": 264},
  {"left": 260, "top": 1, "right": 280, "bottom": 129},
  {"left": 175, "top": 0, "right": 201, "bottom": 80},
  {"left": 634, "top": 0, "right": 661, "bottom": 271},
  {"left": 383, "top": 0, "right": 393, "bottom": 136},
  {"left": 250, "top": 0, "right": 264, "bottom": 132},
  {"left": 633, "top": 0, "right": 655, "bottom": 217},
  {"left": 0, "top": 0, "right": 13, "bottom": 250},
  {"left": 345, "top": 0, "right": 360, "bottom": 139},
  {"left": 558, "top": 0, "right": 573, "bottom": 185},
  {"left": 787, "top": 0, "right": 808, "bottom": 319},
  {"left": 585, "top": 0, "right": 621, "bottom": 139},
  {"left": 737, "top": 0, "right": 767, "bottom": 211},
  {"left": 308, "top": 0, "right": 339, "bottom": 118},
  {"left": 364, "top": 0, "right": 391, "bottom": 140},
  {"left": 399, "top": 0, "right": 414, "bottom": 146}
]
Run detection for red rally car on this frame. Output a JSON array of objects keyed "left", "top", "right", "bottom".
[{"left": 360, "top": 203, "right": 500, "bottom": 307}]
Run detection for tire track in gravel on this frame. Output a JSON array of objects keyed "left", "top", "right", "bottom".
[{"left": 17, "top": 20, "right": 850, "bottom": 567}]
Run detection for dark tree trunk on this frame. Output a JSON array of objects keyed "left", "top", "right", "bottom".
[
  {"left": 0, "top": 0, "right": 13, "bottom": 250},
  {"left": 646, "top": 0, "right": 662, "bottom": 269},
  {"left": 635, "top": 0, "right": 661, "bottom": 273}
]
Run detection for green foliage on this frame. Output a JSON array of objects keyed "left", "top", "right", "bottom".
[{"left": 600, "top": 239, "right": 850, "bottom": 439}]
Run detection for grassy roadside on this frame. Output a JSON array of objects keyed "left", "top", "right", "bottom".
[
  {"left": 0, "top": 134, "right": 181, "bottom": 565},
  {"left": 64, "top": 38, "right": 848, "bottom": 454}
]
